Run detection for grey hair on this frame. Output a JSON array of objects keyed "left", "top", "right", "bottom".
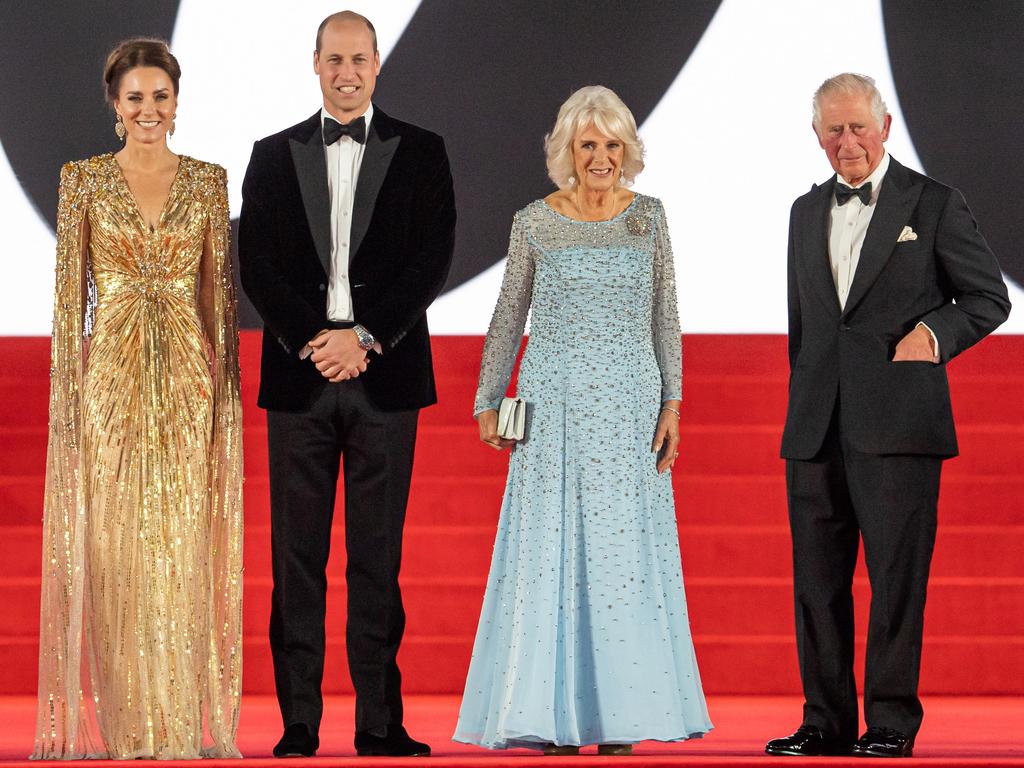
[
  {"left": 544, "top": 85, "right": 645, "bottom": 189},
  {"left": 812, "top": 73, "right": 888, "bottom": 133}
]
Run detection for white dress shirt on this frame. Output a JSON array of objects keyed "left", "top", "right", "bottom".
[
  {"left": 828, "top": 151, "right": 891, "bottom": 310},
  {"left": 828, "top": 152, "right": 938, "bottom": 359},
  {"left": 322, "top": 104, "right": 373, "bottom": 322}
]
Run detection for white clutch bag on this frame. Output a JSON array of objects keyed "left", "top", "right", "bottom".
[{"left": 497, "top": 396, "right": 527, "bottom": 440}]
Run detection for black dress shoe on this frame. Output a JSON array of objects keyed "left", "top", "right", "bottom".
[
  {"left": 851, "top": 727, "right": 914, "bottom": 758},
  {"left": 273, "top": 722, "right": 318, "bottom": 757},
  {"left": 766, "top": 725, "right": 852, "bottom": 756},
  {"left": 354, "top": 724, "right": 430, "bottom": 757}
]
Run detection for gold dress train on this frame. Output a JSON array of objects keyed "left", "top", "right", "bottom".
[{"left": 33, "top": 154, "right": 243, "bottom": 759}]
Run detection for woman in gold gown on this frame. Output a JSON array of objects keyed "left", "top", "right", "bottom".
[{"left": 32, "top": 39, "right": 243, "bottom": 759}]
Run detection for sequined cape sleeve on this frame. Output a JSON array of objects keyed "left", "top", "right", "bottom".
[
  {"left": 474, "top": 212, "right": 534, "bottom": 415},
  {"left": 33, "top": 160, "right": 96, "bottom": 759},
  {"left": 202, "top": 164, "right": 244, "bottom": 757},
  {"left": 652, "top": 199, "right": 683, "bottom": 402}
]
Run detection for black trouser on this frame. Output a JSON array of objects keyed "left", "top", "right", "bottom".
[
  {"left": 266, "top": 377, "right": 419, "bottom": 734},
  {"left": 786, "top": 407, "right": 941, "bottom": 742}
]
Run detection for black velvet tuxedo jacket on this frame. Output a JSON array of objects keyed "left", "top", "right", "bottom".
[
  {"left": 781, "top": 156, "right": 1010, "bottom": 460},
  {"left": 239, "top": 107, "right": 456, "bottom": 412}
]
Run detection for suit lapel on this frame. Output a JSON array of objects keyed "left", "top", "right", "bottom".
[
  {"left": 350, "top": 108, "right": 401, "bottom": 266},
  {"left": 841, "top": 158, "right": 923, "bottom": 318},
  {"left": 804, "top": 181, "right": 841, "bottom": 315},
  {"left": 289, "top": 113, "right": 332, "bottom": 276}
]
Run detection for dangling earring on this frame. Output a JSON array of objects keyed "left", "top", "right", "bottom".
[
  {"left": 169, "top": 114, "right": 176, "bottom": 137},
  {"left": 114, "top": 114, "right": 126, "bottom": 140},
  {"left": 567, "top": 175, "right": 576, "bottom": 186}
]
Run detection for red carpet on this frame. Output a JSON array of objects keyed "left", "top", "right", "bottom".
[
  {"left": 1, "top": 334, "right": 1021, "bottom": 702},
  {"left": 0, "top": 695, "right": 1021, "bottom": 765}
]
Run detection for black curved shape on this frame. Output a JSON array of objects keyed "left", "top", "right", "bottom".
[
  {"left": 884, "top": 0, "right": 1024, "bottom": 287},
  {"left": 378, "top": 0, "right": 722, "bottom": 293},
  {"left": 0, "top": 1, "right": 180, "bottom": 225}
]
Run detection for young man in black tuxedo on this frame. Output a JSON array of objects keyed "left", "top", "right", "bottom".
[
  {"left": 238, "top": 10, "right": 455, "bottom": 758},
  {"left": 766, "top": 73, "right": 1009, "bottom": 759}
]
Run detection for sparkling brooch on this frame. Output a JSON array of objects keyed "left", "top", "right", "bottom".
[{"left": 625, "top": 213, "right": 651, "bottom": 236}]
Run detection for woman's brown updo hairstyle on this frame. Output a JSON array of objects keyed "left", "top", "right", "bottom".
[{"left": 103, "top": 38, "right": 181, "bottom": 104}]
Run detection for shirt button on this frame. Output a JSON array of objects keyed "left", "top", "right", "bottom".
[{"left": 848, "top": 221, "right": 854, "bottom": 226}]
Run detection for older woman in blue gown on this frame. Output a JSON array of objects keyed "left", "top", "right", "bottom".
[{"left": 454, "top": 86, "right": 712, "bottom": 756}]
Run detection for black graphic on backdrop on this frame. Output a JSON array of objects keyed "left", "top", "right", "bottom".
[
  {"left": 375, "top": 0, "right": 722, "bottom": 293},
  {"left": 0, "top": 1, "right": 180, "bottom": 223},
  {"left": 15, "top": 5, "right": 1018, "bottom": 321},
  {"left": 884, "top": 0, "right": 1024, "bottom": 287},
  {"left": 0, "top": 1, "right": 719, "bottom": 328}
]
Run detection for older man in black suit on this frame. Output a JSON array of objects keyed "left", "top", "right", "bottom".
[
  {"left": 766, "top": 73, "right": 1010, "bottom": 758},
  {"left": 239, "top": 10, "right": 455, "bottom": 759}
]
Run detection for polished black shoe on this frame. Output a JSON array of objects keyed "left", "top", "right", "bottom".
[
  {"left": 273, "top": 722, "right": 318, "bottom": 757},
  {"left": 765, "top": 725, "right": 852, "bottom": 756},
  {"left": 851, "top": 727, "right": 914, "bottom": 758},
  {"left": 354, "top": 724, "right": 430, "bottom": 757}
]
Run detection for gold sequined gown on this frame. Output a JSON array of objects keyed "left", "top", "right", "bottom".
[{"left": 33, "top": 154, "right": 244, "bottom": 759}]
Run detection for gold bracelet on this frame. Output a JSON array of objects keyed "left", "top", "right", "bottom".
[{"left": 660, "top": 406, "right": 680, "bottom": 418}]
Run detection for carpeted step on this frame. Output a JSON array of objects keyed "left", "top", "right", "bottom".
[
  {"left": 8, "top": 371, "right": 1021, "bottom": 428},
  {"left": 3, "top": 474, "right": 1021, "bottom": 528},
  {"left": 5, "top": 423, "right": 1020, "bottom": 477},
  {"left": 6, "top": 524, "right": 1022, "bottom": 581},
  {"left": 1, "top": 633, "right": 1020, "bottom": 696},
  {"left": 3, "top": 576, "right": 1020, "bottom": 643}
]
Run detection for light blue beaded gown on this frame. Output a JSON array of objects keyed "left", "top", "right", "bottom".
[{"left": 454, "top": 194, "right": 712, "bottom": 750}]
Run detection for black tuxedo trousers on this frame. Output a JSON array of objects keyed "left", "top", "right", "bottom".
[
  {"left": 787, "top": 403, "right": 940, "bottom": 742},
  {"left": 267, "top": 378, "right": 418, "bottom": 733}
]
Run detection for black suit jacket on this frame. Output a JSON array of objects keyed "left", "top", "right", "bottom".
[
  {"left": 239, "top": 107, "right": 456, "bottom": 412},
  {"left": 781, "top": 156, "right": 1010, "bottom": 460}
]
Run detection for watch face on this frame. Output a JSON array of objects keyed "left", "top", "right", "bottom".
[{"left": 354, "top": 328, "right": 374, "bottom": 350}]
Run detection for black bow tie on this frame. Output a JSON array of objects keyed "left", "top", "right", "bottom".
[
  {"left": 323, "top": 115, "right": 366, "bottom": 145},
  {"left": 835, "top": 181, "right": 872, "bottom": 206}
]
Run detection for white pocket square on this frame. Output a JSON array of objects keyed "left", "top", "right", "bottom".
[{"left": 897, "top": 225, "right": 918, "bottom": 243}]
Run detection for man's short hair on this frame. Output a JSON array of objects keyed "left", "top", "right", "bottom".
[
  {"left": 812, "top": 73, "right": 888, "bottom": 133},
  {"left": 316, "top": 10, "right": 377, "bottom": 53}
]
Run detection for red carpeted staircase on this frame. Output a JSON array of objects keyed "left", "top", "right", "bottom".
[{"left": 1, "top": 334, "right": 1021, "bottom": 697}]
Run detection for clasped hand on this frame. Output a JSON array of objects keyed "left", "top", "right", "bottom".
[
  {"left": 476, "top": 409, "right": 517, "bottom": 451},
  {"left": 308, "top": 329, "right": 369, "bottom": 382}
]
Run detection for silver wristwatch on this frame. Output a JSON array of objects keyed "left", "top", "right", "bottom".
[{"left": 352, "top": 324, "right": 376, "bottom": 351}]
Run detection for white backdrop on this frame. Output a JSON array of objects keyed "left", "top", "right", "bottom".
[{"left": 1, "top": 0, "right": 1020, "bottom": 335}]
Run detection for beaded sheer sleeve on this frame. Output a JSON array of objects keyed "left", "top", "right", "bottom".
[
  {"left": 652, "top": 200, "right": 683, "bottom": 402},
  {"left": 474, "top": 213, "right": 535, "bottom": 415},
  {"left": 201, "top": 165, "right": 244, "bottom": 757},
  {"left": 33, "top": 159, "right": 96, "bottom": 760}
]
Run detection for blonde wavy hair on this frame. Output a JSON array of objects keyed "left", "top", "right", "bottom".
[{"left": 544, "top": 85, "right": 645, "bottom": 189}]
